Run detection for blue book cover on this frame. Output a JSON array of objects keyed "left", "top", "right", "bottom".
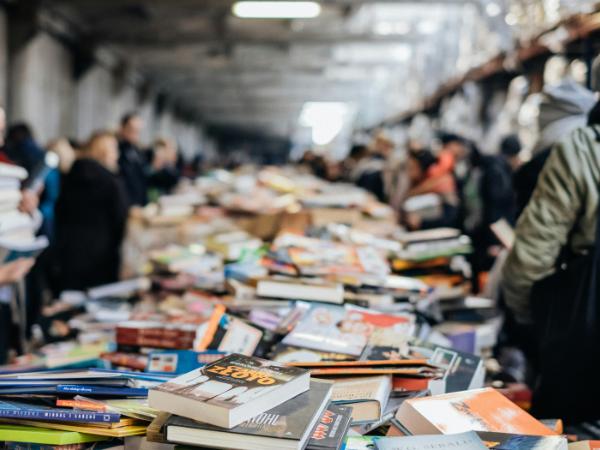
[
  {"left": 55, "top": 385, "right": 148, "bottom": 397},
  {"left": 0, "top": 400, "right": 120, "bottom": 423}
]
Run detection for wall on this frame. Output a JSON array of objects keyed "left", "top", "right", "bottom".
[{"left": 4, "top": 24, "right": 206, "bottom": 159}]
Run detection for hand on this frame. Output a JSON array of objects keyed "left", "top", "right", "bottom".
[
  {"left": 19, "top": 190, "right": 39, "bottom": 215},
  {"left": 0, "top": 258, "right": 35, "bottom": 285}
]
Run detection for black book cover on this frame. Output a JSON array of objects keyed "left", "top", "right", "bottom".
[
  {"left": 307, "top": 404, "right": 352, "bottom": 450},
  {"left": 153, "top": 353, "right": 307, "bottom": 410},
  {"left": 166, "top": 380, "right": 331, "bottom": 442}
]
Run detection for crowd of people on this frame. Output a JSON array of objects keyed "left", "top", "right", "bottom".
[
  {"left": 298, "top": 63, "right": 600, "bottom": 419},
  {"left": 1, "top": 58, "right": 600, "bottom": 420},
  {"left": 0, "top": 112, "right": 184, "bottom": 363}
]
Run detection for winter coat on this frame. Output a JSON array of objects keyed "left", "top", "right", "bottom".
[
  {"left": 54, "top": 158, "right": 128, "bottom": 291},
  {"left": 502, "top": 125, "right": 600, "bottom": 323},
  {"left": 118, "top": 139, "right": 148, "bottom": 207}
]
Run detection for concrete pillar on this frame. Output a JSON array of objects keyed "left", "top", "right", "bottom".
[{"left": 9, "top": 32, "right": 75, "bottom": 145}]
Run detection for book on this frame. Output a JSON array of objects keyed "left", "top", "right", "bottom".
[
  {"left": 0, "top": 400, "right": 120, "bottom": 423},
  {"left": 395, "top": 388, "right": 556, "bottom": 436},
  {"left": 490, "top": 219, "right": 515, "bottom": 249},
  {"left": 0, "top": 424, "right": 108, "bottom": 445},
  {"left": 0, "top": 162, "right": 28, "bottom": 180},
  {"left": 330, "top": 375, "right": 391, "bottom": 424},
  {"left": 282, "top": 305, "right": 414, "bottom": 358},
  {"left": 570, "top": 443, "right": 600, "bottom": 450},
  {"left": 307, "top": 404, "right": 352, "bottom": 450},
  {"left": 0, "top": 419, "right": 147, "bottom": 438},
  {"left": 407, "top": 340, "right": 485, "bottom": 393},
  {"left": 477, "top": 431, "right": 568, "bottom": 449},
  {"left": 165, "top": 380, "right": 332, "bottom": 450},
  {"left": 343, "top": 436, "right": 377, "bottom": 450},
  {"left": 0, "top": 235, "right": 48, "bottom": 264},
  {"left": 148, "top": 354, "right": 310, "bottom": 428},
  {"left": 55, "top": 385, "right": 148, "bottom": 397},
  {"left": 373, "top": 431, "right": 487, "bottom": 449},
  {"left": 256, "top": 277, "right": 345, "bottom": 304}
]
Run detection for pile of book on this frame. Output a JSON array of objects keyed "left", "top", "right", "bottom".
[
  {"left": 0, "top": 162, "right": 48, "bottom": 265},
  {"left": 1, "top": 165, "right": 597, "bottom": 448}
]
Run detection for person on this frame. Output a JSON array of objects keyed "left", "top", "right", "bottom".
[
  {"left": 118, "top": 112, "right": 148, "bottom": 207},
  {"left": 4, "top": 123, "right": 44, "bottom": 174},
  {"left": 147, "top": 137, "right": 181, "bottom": 200},
  {"left": 47, "top": 138, "right": 76, "bottom": 175},
  {"left": 499, "top": 135, "right": 523, "bottom": 173},
  {"left": 0, "top": 258, "right": 36, "bottom": 364},
  {"left": 347, "top": 141, "right": 386, "bottom": 202},
  {"left": 427, "top": 132, "right": 471, "bottom": 180},
  {"left": 513, "top": 80, "right": 596, "bottom": 216},
  {"left": 54, "top": 131, "right": 128, "bottom": 291},
  {"left": 402, "top": 149, "right": 459, "bottom": 230}
]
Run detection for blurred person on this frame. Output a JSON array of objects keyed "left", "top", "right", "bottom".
[
  {"left": 402, "top": 149, "right": 459, "bottom": 230},
  {"left": 0, "top": 258, "right": 36, "bottom": 364},
  {"left": 54, "top": 131, "right": 128, "bottom": 292},
  {"left": 118, "top": 112, "right": 148, "bottom": 207},
  {"left": 47, "top": 138, "right": 76, "bottom": 174},
  {"left": 502, "top": 60, "right": 600, "bottom": 422},
  {"left": 147, "top": 137, "right": 181, "bottom": 200},
  {"left": 348, "top": 141, "right": 386, "bottom": 202},
  {"left": 343, "top": 144, "right": 369, "bottom": 181},
  {"left": 428, "top": 132, "right": 471, "bottom": 180},
  {"left": 499, "top": 134, "right": 523, "bottom": 172},
  {"left": 514, "top": 80, "right": 596, "bottom": 216},
  {"left": 4, "top": 123, "right": 44, "bottom": 173}
]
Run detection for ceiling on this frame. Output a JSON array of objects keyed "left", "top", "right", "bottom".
[{"left": 42, "top": 0, "right": 579, "bottom": 138}]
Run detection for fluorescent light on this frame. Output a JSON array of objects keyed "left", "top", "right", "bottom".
[
  {"left": 232, "top": 1, "right": 321, "bottom": 19},
  {"left": 485, "top": 2, "right": 502, "bottom": 17}
]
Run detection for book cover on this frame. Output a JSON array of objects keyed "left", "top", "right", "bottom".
[
  {"left": 374, "top": 431, "right": 487, "bottom": 450},
  {"left": 477, "top": 431, "right": 568, "bottom": 449},
  {"left": 396, "top": 388, "right": 556, "bottom": 436},
  {"left": 0, "top": 400, "right": 120, "bottom": 423},
  {"left": 283, "top": 305, "right": 413, "bottom": 357},
  {"left": 55, "top": 385, "right": 148, "bottom": 397},
  {"left": 270, "top": 344, "right": 355, "bottom": 364},
  {"left": 306, "top": 404, "right": 352, "bottom": 450},
  {"left": 149, "top": 354, "right": 309, "bottom": 428},
  {"left": 166, "top": 380, "right": 331, "bottom": 442},
  {"left": 570, "top": 442, "right": 600, "bottom": 450},
  {"left": 0, "top": 424, "right": 108, "bottom": 446}
]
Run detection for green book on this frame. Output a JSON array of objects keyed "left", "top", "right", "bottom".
[{"left": 0, "top": 424, "right": 108, "bottom": 445}]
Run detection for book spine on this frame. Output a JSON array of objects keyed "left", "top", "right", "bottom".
[
  {"left": 0, "top": 408, "right": 119, "bottom": 423},
  {"left": 56, "top": 384, "right": 148, "bottom": 397}
]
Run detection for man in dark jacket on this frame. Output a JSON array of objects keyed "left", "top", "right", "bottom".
[
  {"left": 118, "top": 112, "right": 148, "bottom": 207},
  {"left": 55, "top": 131, "right": 128, "bottom": 291}
]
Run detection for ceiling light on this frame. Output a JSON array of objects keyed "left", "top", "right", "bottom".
[
  {"left": 485, "top": 2, "right": 502, "bottom": 17},
  {"left": 232, "top": 1, "right": 321, "bottom": 19}
]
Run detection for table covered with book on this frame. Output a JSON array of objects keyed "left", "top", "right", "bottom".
[{"left": 0, "top": 167, "right": 595, "bottom": 450}]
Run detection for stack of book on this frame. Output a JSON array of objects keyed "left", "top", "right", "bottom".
[
  {"left": 146, "top": 353, "right": 345, "bottom": 450},
  {"left": 0, "top": 162, "right": 48, "bottom": 264}
]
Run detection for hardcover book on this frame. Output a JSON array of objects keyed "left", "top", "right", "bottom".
[
  {"left": 165, "top": 380, "right": 332, "bottom": 450},
  {"left": 148, "top": 353, "right": 310, "bottom": 428}
]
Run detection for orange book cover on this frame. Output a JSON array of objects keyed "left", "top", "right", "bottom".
[
  {"left": 396, "top": 388, "right": 555, "bottom": 436},
  {"left": 570, "top": 442, "right": 600, "bottom": 450}
]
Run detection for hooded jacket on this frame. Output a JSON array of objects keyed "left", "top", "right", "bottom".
[
  {"left": 54, "top": 158, "right": 128, "bottom": 291},
  {"left": 502, "top": 125, "right": 600, "bottom": 323}
]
